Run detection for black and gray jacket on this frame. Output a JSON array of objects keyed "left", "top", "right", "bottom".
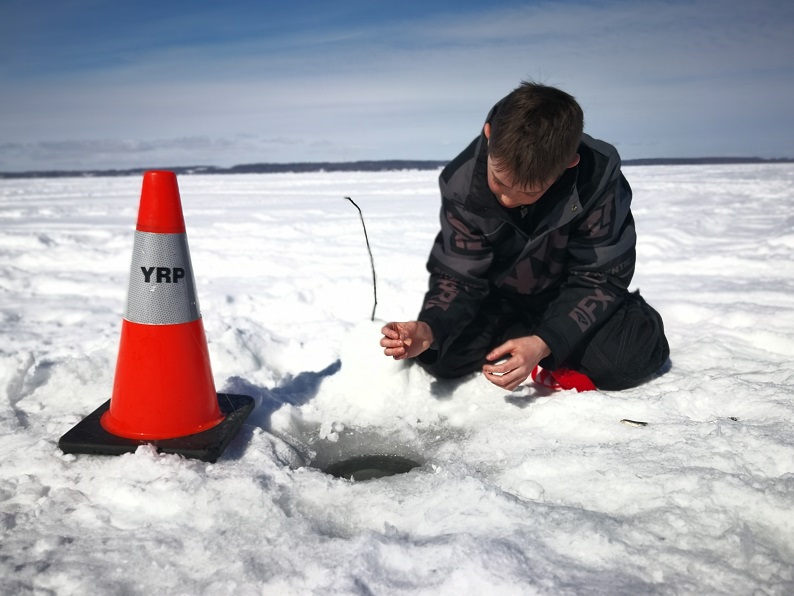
[{"left": 417, "top": 115, "right": 636, "bottom": 368}]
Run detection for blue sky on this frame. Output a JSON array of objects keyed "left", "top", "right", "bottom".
[{"left": 1, "top": 0, "right": 792, "bottom": 171}]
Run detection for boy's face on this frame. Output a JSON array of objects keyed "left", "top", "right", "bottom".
[
  {"left": 486, "top": 157, "right": 556, "bottom": 208},
  {"left": 483, "top": 122, "right": 579, "bottom": 209}
]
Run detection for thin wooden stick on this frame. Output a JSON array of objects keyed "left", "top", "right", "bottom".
[{"left": 344, "top": 196, "right": 377, "bottom": 321}]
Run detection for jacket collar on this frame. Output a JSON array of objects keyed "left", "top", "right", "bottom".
[{"left": 465, "top": 129, "right": 582, "bottom": 235}]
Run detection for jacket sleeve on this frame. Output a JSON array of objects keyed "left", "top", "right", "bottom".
[
  {"left": 533, "top": 172, "right": 636, "bottom": 368},
  {"left": 417, "top": 197, "right": 493, "bottom": 358}
]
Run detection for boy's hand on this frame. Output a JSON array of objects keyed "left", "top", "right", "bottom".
[
  {"left": 482, "top": 336, "right": 551, "bottom": 391},
  {"left": 380, "top": 321, "right": 434, "bottom": 360}
]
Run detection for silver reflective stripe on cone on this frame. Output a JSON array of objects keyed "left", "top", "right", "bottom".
[{"left": 125, "top": 231, "right": 200, "bottom": 325}]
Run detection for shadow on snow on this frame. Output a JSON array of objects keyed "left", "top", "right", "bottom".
[{"left": 221, "top": 359, "right": 341, "bottom": 430}]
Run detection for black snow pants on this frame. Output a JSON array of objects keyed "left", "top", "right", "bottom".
[{"left": 417, "top": 290, "right": 670, "bottom": 391}]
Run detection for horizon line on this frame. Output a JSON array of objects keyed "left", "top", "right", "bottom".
[{"left": 2, "top": 156, "right": 793, "bottom": 179}]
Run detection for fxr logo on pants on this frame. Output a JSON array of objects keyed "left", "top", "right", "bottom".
[{"left": 141, "top": 266, "right": 185, "bottom": 284}]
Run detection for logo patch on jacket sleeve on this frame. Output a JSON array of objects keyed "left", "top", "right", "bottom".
[{"left": 568, "top": 289, "right": 615, "bottom": 332}]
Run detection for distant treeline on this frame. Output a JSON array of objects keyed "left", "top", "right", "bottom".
[
  {"left": 0, "top": 160, "right": 447, "bottom": 179},
  {"left": 1, "top": 157, "right": 792, "bottom": 179},
  {"left": 623, "top": 157, "right": 794, "bottom": 166}
]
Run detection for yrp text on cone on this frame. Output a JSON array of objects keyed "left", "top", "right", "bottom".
[{"left": 59, "top": 171, "right": 253, "bottom": 462}]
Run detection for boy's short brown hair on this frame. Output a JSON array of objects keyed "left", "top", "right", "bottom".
[{"left": 488, "top": 81, "right": 584, "bottom": 189}]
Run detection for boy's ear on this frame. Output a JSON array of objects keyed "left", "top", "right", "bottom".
[
  {"left": 567, "top": 153, "right": 580, "bottom": 168},
  {"left": 483, "top": 122, "right": 491, "bottom": 140}
]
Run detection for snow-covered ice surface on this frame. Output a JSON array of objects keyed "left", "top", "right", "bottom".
[{"left": 1, "top": 165, "right": 793, "bottom": 595}]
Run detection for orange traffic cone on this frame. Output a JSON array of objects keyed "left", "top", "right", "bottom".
[{"left": 59, "top": 171, "right": 253, "bottom": 462}]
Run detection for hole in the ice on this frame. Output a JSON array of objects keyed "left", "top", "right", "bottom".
[
  {"left": 322, "top": 454, "right": 421, "bottom": 481},
  {"left": 271, "top": 417, "right": 425, "bottom": 481}
]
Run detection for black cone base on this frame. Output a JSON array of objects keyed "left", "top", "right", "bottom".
[{"left": 58, "top": 393, "right": 255, "bottom": 463}]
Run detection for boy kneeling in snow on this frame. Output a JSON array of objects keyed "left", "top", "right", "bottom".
[{"left": 381, "top": 81, "right": 669, "bottom": 391}]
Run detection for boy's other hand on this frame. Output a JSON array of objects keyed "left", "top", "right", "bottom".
[
  {"left": 380, "top": 321, "right": 434, "bottom": 360},
  {"left": 482, "top": 336, "right": 551, "bottom": 391}
]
